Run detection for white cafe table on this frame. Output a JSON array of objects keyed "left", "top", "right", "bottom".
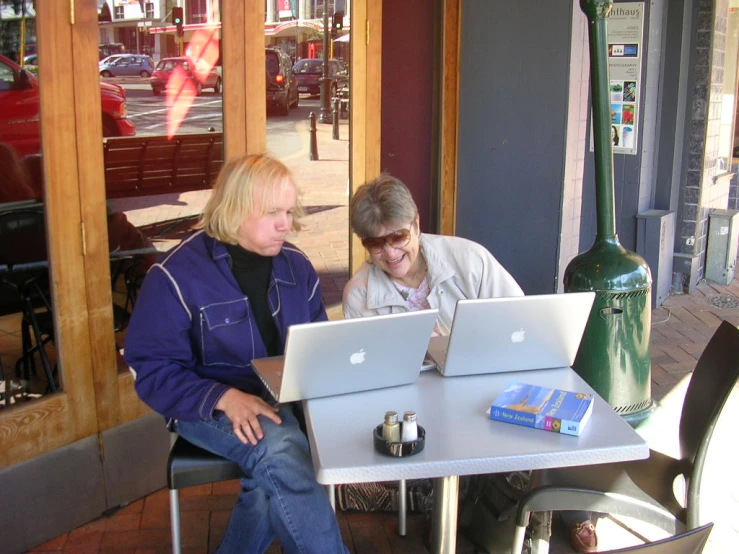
[{"left": 303, "top": 367, "right": 649, "bottom": 554}]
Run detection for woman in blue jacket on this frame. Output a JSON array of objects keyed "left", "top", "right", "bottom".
[{"left": 124, "top": 154, "right": 348, "bottom": 554}]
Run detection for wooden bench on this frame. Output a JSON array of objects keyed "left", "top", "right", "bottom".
[{"left": 104, "top": 133, "right": 224, "bottom": 199}]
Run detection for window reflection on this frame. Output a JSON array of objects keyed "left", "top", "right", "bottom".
[
  {"left": 99, "top": 2, "right": 224, "bottom": 370},
  {"left": 1, "top": 1, "right": 54, "bottom": 405},
  {"left": 265, "top": 0, "right": 351, "bottom": 316}
]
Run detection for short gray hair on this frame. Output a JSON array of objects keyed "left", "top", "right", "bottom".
[{"left": 349, "top": 174, "right": 418, "bottom": 238}]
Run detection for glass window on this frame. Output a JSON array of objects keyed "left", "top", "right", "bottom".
[
  {"left": 1, "top": 17, "right": 54, "bottom": 404},
  {"left": 103, "top": 5, "right": 224, "bottom": 372}
]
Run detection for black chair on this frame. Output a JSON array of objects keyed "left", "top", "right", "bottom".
[
  {"left": 167, "top": 435, "right": 244, "bottom": 554},
  {"left": 511, "top": 320, "right": 739, "bottom": 553},
  {"left": 593, "top": 522, "right": 713, "bottom": 554},
  {"left": 0, "top": 209, "right": 58, "bottom": 392}
]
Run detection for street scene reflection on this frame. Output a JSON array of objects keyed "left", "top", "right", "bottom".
[{"left": 0, "top": 0, "right": 353, "bottom": 407}]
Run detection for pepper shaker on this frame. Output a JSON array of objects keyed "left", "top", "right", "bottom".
[{"left": 382, "top": 411, "right": 401, "bottom": 442}]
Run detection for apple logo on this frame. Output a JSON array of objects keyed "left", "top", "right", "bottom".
[
  {"left": 510, "top": 328, "right": 526, "bottom": 343},
  {"left": 349, "top": 349, "right": 366, "bottom": 365}
]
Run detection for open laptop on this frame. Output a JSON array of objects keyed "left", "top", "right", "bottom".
[
  {"left": 427, "top": 292, "right": 595, "bottom": 376},
  {"left": 252, "top": 309, "right": 439, "bottom": 402}
]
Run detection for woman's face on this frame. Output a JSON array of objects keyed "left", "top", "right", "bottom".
[
  {"left": 236, "top": 178, "right": 297, "bottom": 256},
  {"left": 366, "top": 217, "right": 422, "bottom": 283},
  {"left": 611, "top": 126, "right": 616, "bottom": 139}
]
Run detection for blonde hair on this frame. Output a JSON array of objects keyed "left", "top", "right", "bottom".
[{"left": 194, "top": 153, "right": 304, "bottom": 243}]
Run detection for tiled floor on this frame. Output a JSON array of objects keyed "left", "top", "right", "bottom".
[{"left": 20, "top": 275, "right": 739, "bottom": 553}]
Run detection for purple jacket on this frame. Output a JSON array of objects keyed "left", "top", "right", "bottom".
[{"left": 124, "top": 230, "right": 327, "bottom": 422}]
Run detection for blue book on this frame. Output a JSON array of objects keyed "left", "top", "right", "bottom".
[{"left": 489, "top": 382, "right": 594, "bottom": 436}]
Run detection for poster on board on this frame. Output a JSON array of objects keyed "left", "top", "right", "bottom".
[{"left": 607, "top": 2, "right": 644, "bottom": 155}]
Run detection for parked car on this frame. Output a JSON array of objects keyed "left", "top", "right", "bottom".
[
  {"left": 266, "top": 47, "right": 298, "bottom": 115},
  {"left": 150, "top": 57, "right": 221, "bottom": 96},
  {"left": 22, "top": 54, "right": 38, "bottom": 75},
  {"left": 100, "top": 55, "right": 155, "bottom": 78},
  {"left": 292, "top": 58, "right": 348, "bottom": 97},
  {"left": 0, "top": 54, "right": 135, "bottom": 158}
]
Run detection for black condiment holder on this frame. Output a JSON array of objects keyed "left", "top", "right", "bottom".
[{"left": 373, "top": 424, "right": 426, "bottom": 458}]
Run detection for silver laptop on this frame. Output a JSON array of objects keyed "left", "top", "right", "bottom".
[
  {"left": 427, "top": 292, "right": 595, "bottom": 376},
  {"left": 252, "top": 309, "right": 439, "bottom": 402}
]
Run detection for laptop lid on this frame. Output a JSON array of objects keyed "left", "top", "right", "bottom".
[
  {"left": 427, "top": 292, "right": 595, "bottom": 376},
  {"left": 252, "top": 309, "right": 439, "bottom": 402}
]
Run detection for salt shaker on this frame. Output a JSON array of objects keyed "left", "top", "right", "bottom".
[
  {"left": 382, "top": 411, "right": 401, "bottom": 442},
  {"left": 401, "top": 411, "right": 418, "bottom": 442}
]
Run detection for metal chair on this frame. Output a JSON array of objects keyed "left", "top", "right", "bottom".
[
  {"left": 167, "top": 435, "right": 244, "bottom": 554},
  {"left": 0, "top": 209, "right": 58, "bottom": 391},
  {"left": 594, "top": 522, "right": 713, "bottom": 554},
  {"left": 511, "top": 320, "right": 739, "bottom": 553}
]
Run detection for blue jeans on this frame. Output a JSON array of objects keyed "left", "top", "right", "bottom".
[{"left": 174, "top": 407, "right": 348, "bottom": 554}]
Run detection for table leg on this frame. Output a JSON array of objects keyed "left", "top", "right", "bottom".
[
  {"left": 431, "top": 475, "right": 459, "bottom": 554},
  {"left": 328, "top": 484, "right": 336, "bottom": 512},
  {"left": 399, "top": 479, "right": 407, "bottom": 536}
]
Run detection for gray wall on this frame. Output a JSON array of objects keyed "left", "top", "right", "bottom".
[{"left": 456, "top": 1, "right": 573, "bottom": 294}]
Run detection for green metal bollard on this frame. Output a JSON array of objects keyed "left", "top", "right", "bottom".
[{"left": 564, "top": 0, "right": 654, "bottom": 425}]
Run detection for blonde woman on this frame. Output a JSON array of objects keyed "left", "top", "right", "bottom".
[{"left": 125, "top": 154, "right": 348, "bottom": 554}]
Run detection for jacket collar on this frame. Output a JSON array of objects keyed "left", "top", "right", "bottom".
[{"left": 207, "top": 235, "right": 298, "bottom": 287}]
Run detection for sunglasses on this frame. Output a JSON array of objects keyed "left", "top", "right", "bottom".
[{"left": 361, "top": 228, "right": 412, "bottom": 254}]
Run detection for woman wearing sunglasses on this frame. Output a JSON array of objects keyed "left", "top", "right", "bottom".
[
  {"left": 342, "top": 175, "right": 597, "bottom": 552},
  {"left": 343, "top": 174, "right": 523, "bottom": 333}
]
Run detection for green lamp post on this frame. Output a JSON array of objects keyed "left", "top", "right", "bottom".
[{"left": 564, "top": 0, "right": 654, "bottom": 425}]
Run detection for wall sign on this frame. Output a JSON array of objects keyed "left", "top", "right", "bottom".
[{"left": 607, "top": 2, "right": 644, "bottom": 155}]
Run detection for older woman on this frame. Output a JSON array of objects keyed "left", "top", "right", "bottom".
[
  {"left": 343, "top": 174, "right": 524, "bottom": 330},
  {"left": 338, "top": 174, "right": 523, "bottom": 514},
  {"left": 342, "top": 176, "right": 597, "bottom": 552}
]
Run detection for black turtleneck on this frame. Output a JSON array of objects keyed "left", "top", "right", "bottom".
[{"left": 226, "top": 244, "right": 279, "bottom": 356}]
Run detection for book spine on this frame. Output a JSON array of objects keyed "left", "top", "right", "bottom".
[
  {"left": 489, "top": 406, "right": 537, "bottom": 430},
  {"left": 558, "top": 418, "right": 581, "bottom": 436}
]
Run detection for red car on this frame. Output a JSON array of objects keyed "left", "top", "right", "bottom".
[
  {"left": 150, "top": 57, "right": 222, "bottom": 97},
  {"left": 0, "top": 54, "right": 135, "bottom": 158}
]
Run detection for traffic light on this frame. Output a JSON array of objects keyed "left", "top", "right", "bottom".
[
  {"left": 332, "top": 12, "right": 343, "bottom": 31},
  {"left": 172, "top": 6, "right": 184, "bottom": 38},
  {"left": 333, "top": 0, "right": 345, "bottom": 31}
]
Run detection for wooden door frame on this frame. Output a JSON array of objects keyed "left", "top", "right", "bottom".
[
  {"left": 438, "top": 0, "right": 461, "bottom": 236},
  {"left": 0, "top": 0, "right": 100, "bottom": 468},
  {"left": 349, "top": 0, "right": 382, "bottom": 275}
]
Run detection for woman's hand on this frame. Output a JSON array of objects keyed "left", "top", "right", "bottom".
[{"left": 215, "top": 388, "right": 282, "bottom": 445}]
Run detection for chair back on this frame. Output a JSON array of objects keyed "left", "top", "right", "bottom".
[
  {"left": 599, "top": 522, "right": 713, "bottom": 554},
  {"left": 0, "top": 208, "right": 49, "bottom": 314},
  {"left": 0, "top": 208, "right": 47, "bottom": 266},
  {"left": 678, "top": 320, "right": 739, "bottom": 526}
]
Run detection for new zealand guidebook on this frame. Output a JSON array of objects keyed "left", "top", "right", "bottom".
[{"left": 488, "top": 382, "right": 594, "bottom": 436}]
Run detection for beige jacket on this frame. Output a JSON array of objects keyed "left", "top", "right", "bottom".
[{"left": 342, "top": 234, "right": 524, "bottom": 335}]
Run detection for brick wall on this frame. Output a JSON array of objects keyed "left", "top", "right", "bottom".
[{"left": 675, "top": 0, "right": 729, "bottom": 290}]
